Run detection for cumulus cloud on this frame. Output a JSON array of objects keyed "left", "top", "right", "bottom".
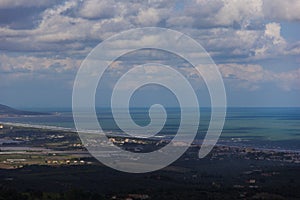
[
  {"left": 176, "top": 0, "right": 300, "bottom": 28},
  {"left": 263, "top": 0, "right": 300, "bottom": 21},
  {"left": 167, "top": 0, "right": 264, "bottom": 29},
  {"left": 219, "top": 64, "right": 300, "bottom": 91},
  {"left": 0, "top": 0, "right": 298, "bottom": 59},
  {"left": 0, "top": 0, "right": 299, "bottom": 94},
  {"left": 253, "top": 22, "right": 287, "bottom": 58},
  {"left": 0, "top": 54, "right": 80, "bottom": 78},
  {"left": 264, "top": 23, "right": 284, "bottom": 45},
  {"left": 79, "top": 0, "right": 118, "bottom": 19},
  {"left": 214, "top": 0, "right": 263, "bottom": 27},
  {"left": 0, "top": 0, "right": 55, "bottom": 8},
  {"left": 136, "top": 8, "right": 161, "bottom": 26},
  {"left": 220, "top": 64, "right": 269, "bottom": 82}
]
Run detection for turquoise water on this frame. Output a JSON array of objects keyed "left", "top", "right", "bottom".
[
  {"left": 1, "top": 107, "right": 299, "bottom": 151},
  {"left": 221, "top": 107, "right": 300, "bottom": 151}
]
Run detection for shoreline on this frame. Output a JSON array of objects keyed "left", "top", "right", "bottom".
[{"left": 1, "top": 121, "right": 300, "bottom": 154}]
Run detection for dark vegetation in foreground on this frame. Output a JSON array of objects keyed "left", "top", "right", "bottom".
[
  {"left": 0, "top": 126, "right": 299, "bottom": 199},
  {"left": 0, "top": 153, "right": 299, "bottom": 200}
]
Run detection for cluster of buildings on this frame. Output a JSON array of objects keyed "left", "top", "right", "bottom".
[
  {"left": 109, "top": 137, "right": 150, "bottom": 145},
  {"left": 45, "top": 159, "right": 90, "bottom": 165},
  {"left": 209, "top": 145, "right": 300, "bottom": 164},
  {"left": 111, "top": 194, "right": 150, "bottom": 200}
]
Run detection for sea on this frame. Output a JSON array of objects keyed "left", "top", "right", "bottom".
[{"left": 0, "top": 107, "right": 299, "bottom": 152}]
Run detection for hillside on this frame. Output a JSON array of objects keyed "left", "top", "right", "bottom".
[{"left": 0, "top": 104, "right": 49, "bottom": 116}]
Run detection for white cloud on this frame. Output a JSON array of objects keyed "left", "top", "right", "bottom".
[
  {"left": 0, "top": 0, "right": 54, "bottom": 8},
  {"left": 214, "top": 0, "right": 263, "bottom": 27},
  {"left": 79, "top": 0, "right": 117, "bottom": 19},
  {"left": 136, "top": 8, "right": 161, "bottom": 26},
  {"left": 0, "top": 0, "right": 299, "bottom": 86},
  {"left": 0, "top": 54, "right": 80, "bottom": 77},
  {"left": 264, "top": 23, "right": 284, "bottom": 45},
  {"left": 0, "top": 0, "right": 298, "bottom": 59},
  {"left": 166, "top": 16, "right": 194, "bottom": 27},
  {"left": 254, "top": 23, "right": 286, "bottom": 58},
  {"left": 181, "top": 0, "right": 300, "bottom": 28},
  {"left": 172, "top": 0, "right": 264, "bottom": 28},
  {"left": 220, "top": 64, "right": 268, "bottom": 83},
  {"left": 263, "top": 0, "right": 300, "bottom": 21},
  {"left": 219, "top": 63, "right": 300, "bottom": 91}
]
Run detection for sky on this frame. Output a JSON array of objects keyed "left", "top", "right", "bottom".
[{"left": 0, "top": 0, "right": 300, "bottom": 108}]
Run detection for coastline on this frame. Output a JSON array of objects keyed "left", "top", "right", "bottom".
[
  {"left": 1, "top": 121, "right": 299, "bottom": 154},
  {"left": 0, "top": 122, "right": 300, "bottom": 199}
]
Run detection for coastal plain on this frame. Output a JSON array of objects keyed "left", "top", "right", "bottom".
[{"left": 0, "top": 125, "right": 299, "bottom": 199}]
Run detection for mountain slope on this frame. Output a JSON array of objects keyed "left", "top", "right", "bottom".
[{"left": 0, "top": 104, "right": 49, "bottom": 116}]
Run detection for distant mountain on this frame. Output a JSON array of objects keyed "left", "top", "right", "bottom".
[{"left": 0, "top": 104, "right": 49, "bottom": 116}]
